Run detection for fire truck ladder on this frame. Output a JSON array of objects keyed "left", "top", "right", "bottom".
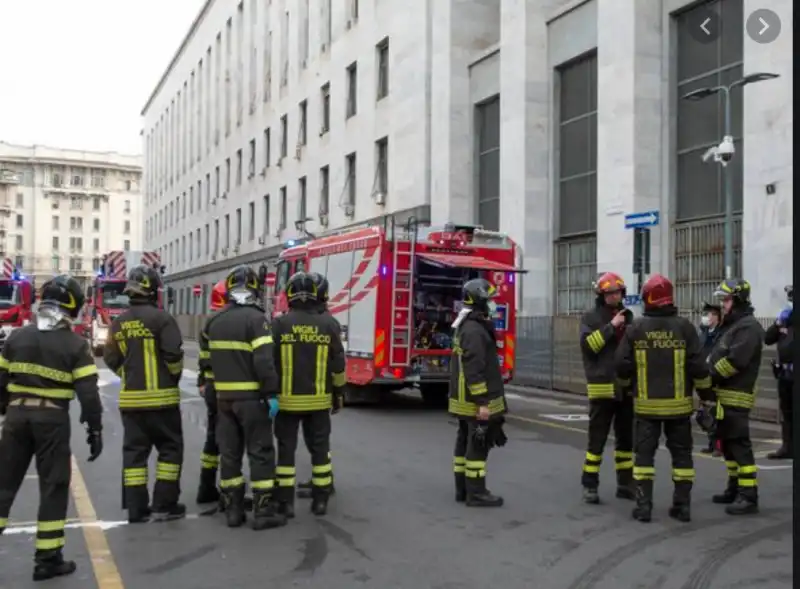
[{"left": 388, "top": 220, "right": 418, "bottom": 366}]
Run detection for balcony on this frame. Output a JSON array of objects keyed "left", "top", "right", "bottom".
[{"left": 0, "top": 170, "right": 20, "bottom": 185}]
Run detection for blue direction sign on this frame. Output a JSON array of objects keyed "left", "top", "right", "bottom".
[
  {"left": 624, "top": 210, "right": 660, "bottom": 229},
  {"left": 624, "top": 294, "right": 643, "bottom": 306}
]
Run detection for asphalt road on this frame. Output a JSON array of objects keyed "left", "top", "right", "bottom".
[{"left": 0, "top": 359, "right": 793, "bottom": 589}]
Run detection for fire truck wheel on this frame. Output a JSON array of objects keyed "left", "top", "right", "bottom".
[{"left": 419, "top": 385, "right": 449, "bottom": 409}]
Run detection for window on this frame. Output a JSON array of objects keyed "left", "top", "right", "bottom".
[
  {"left": 197, "top": 180, "right": 202, "bottom": 210},
  {"left": 91, "top": 172, "right": 105, "bottom": 188},
  {"left": 71, "top": 174, "right": 83, "bottom": 187},
  {"left": 346, "top": 63, "right": 357, "bottom": 118},
  {"left": 52, "top": 216, "right": 59, "bottom": 230},
  {"left": 93, "top": 218, "right": 100, "bottom": 231},
  {"left": 93, "top": 238, "right": 100, "bottom": 252},
  {"left": 345, "top": 152, "right": 356, "bottom": 207},
  {"left": 375, "top": 137, "right": 388, "bottom": 196},
  {"left": 15, "top": 192, "right": 23, "bottom": 207},
  {"left": 298, "top": 100, "right": 307, "bottom": 146},
  {"left": 248, "top": 201, "right": 255, "bottom": 241},
  {"left": 125, "top": 180, "right": 132, "bottom": 191},
  {"left": 297, "top": 177, "right": 307, "bottom": 222},
  {"left": 15, "top": 236, "right": 22, "bottom": 251},
  {"left": 264, "top": 128, "right": 271, "bottom": 168},
  {"left": 52, "top": 172, "right": 62, "bottom": 186},
  {"left": 376, "top": 38, "right": 389, "bottom": 100},
  {"left": 124, "top": 239, "right": 130, "bottom": 251},
  {"left": 280, "top": 115, "right": 288, "bottom": 159},
  {"left": 69, "top": 237, "right": 83, "bottom": 252},
  {"left": 205, "top": 223, "right": 210, "bottom": 255},
  {"left": 124, "top": 200, "right": 131, "bottom": 213},
  {"left": 70, "top": 217, "right": 83, "bottom": 231},
  {"left": 93, "top": 196, "right": 101, "bottom": 210},
  {"left": 477, "top": 97, "right": 501, "bottom": 232},
  {"left": 182, "top": 192, "right": 187, "bottom": 218},
  {"left": 262, "top": 194, "right": 270, "bottom": 236},
  {"left": 319, "top": 166, "right": 330, "bottom": 215},
  {"left": 348, "top": 0, "right": 359, "bottom": 21},
  {"left": 235, "top": 208, "right": 242, "bottom": 245},
  {"left": 213, "top": 219, "right": 219, "bottom": 253},
  {"left": 248, "top": 138, "right": 256, "bottom": 178},
  {"left": 124, "top": 220, "right": 131, "bottom": 234},
  {"left": 279, "top": 186, "right": 287, "bottom": 229},
  {"left": 69, "top": 257, "right": 82, "bottom": 272},
  {"left": 52, "top": 236, "right": 59, "bottom": 251},
  {"left": 206, "top": 174, "right": 211, "bottom": 207},
  {"left": 15, "top": 214, "right": 22, "bottom": 228},
  {"left": 215, "top": 166, "right": 221, "bottom": 197},
  {"left": 70, "top": 196, "right": 82, "bottom": 210},
  {"left": 224, "top": 214, "right": 230, "bottom": 248},
  {"left": 320, "top": 83, "right": 330, "bottom": 133},
  {"left": 225, "top": 158, "right": 231, "bottom": 192},
  {"left": 236, "top": 149, "right": 243, "bottom": 186},
  {"left": 51, "top": 198, "right": 59, "bottom": 210},
  {"left": 189, "top": 187, "right": 194, "bottom": 215},
  {"left": 189, "top": 232, "right": 194, "bottom": 260}
]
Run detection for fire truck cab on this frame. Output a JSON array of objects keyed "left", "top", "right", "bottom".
[
  {"left": 269, "top": 219, "right": 525, "bottom": 406},
  {"left": 0, "top": 268, "right": 36, "bottom": 352}
]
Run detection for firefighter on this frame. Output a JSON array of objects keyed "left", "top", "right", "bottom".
[
  {"left": 296, "top": 271, "right": 338, "bottom": 500},
  {"left": 272, "top": 272, "right": 346, "bottom": 517},
  {"left": 104, "top": 264, "right": 186, "bottom": 523},
  {"left": 201, "top": 264, "right": 285, "bottom": 530},
  {"left": 615, "top": 274, "right": 714, "bottom": 523},
  {"left": 0, "top": 274, "right": 103, "bottom": 581},
  {"left": 196, "top": 280, "right": 227, "bottom": 505},
  {"left": 579, "top": 272, "right": 635, "bottom": 504},
  {"left": 707, "top": 278, "right": 765, "bottom": 515},
  {"left": 764, "top": 285, "right": 793, "bottom": 459},
  {"left": 698, "top": 302, "right": 723, "bottom": 455},
  {"left": 449, "top": 278, "right": 507, "bottom": 508}
]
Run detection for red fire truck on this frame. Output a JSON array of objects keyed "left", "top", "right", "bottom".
[
  {"left": 82, "top": 251, "right": 172, "bottom": 356},
  {"left": 0, "top": 261, "right": 36, "bottom": 352},
  {"left": 270, "top": 219, "right": 525, "bottom": 405}
]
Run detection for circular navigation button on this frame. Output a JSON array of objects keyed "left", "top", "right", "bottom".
[
  {"left": 687, "top": 6, "right": 721, "bottom": 44},
  {"left": 746, "top": 8, "right": 781, "bottom": 44}
]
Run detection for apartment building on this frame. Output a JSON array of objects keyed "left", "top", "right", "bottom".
[
  {"left": 0, "top": 142, "right": 143, "bottom": 285},
  {"left": 145, "top": 0, "right": 792, "bottom": 316}
]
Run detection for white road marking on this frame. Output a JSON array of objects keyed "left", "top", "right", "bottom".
[
  {"left": 541, "top": 414, "right": 590, "bottom": 422},
  {"left": 756, "top": 463, "right": 793, "bottom": 470},
  {"left": 4, "top": 513, "right": 201, "bottom": 535},
  {"left": 506, "top": 393, "right": 586, "bottom": 411}
]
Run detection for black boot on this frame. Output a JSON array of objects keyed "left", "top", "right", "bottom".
[
  {"left": 152, "top": 502, "right": 186, "bottom": 522},
  {"left": 466, "top": 477, "right": 503, "bottom": 507},
  {"left": 767, "top": 420, "right": 793, "bottom": 459},
  {"left": 582, "top": 487, "right": 600, "bottom": 505},
  {"left": 128, "top": 505, "right": 152, "bottom": 524},
  {"left": 311, "top": 485, "right": 331, "bottom": 516},
  {"left": 222, "top": 487, "right": 247, "bottom": 528},
  {"left": 712, "top": 477, "right": 738, "bottom": 504},
  {"left": 277, "top": 501, "right": 295, "bottom": 519},
  {"left": 631, "top": 480, "right": 653, "bottom": 523},
  {"left": 455, "top": 473, "right": 466, "bottom": 503},
  {"left": 668, "top": 481, "right": 692, "bottom": 522},
  {"left": 615, "top": 469, "right": 635, "bottom": 500},
  {"left": 252, "top": 490, "right": 288, "bottom": 530},
  {"left": 33, "top": 551, "right": 77, "bottom": 582},
  {"left": 725, "top": 488, "right": 759, "bottom": 515},
  {"left": 196, "top": 468, "right": 221, "bottom": 504},
  {"left": 296, "top": 480, "right": 313, "bottom": 499}
]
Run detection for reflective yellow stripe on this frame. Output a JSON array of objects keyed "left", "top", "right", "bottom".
[
  {"left": 210, "top": 340, "right": 253, "bottom": 352},
  {"left": 635, "top": 349, "right": 648, "bottom": 400},
  {"left": 9, "top": 362, "right": 74, "bottom": 383},
  {"left": 167, "top": 360, "right": 183, "bottom": 375},
  {"left": 220, "top": 476, "right": 245, "bottom": 488},
  {"left": 37, "top": 520, "right": 66, "bottom": 532},
  {"left": 633, "top": 466, "right": 656, "bottom": 480},
  {"left": 448, "top": 396, "right": 506, "bottom": 417},
  {"left": 0, "top": 517, "right": 7, "bottom": 528},
  {"left": 465, "top": 459, "right": 486, "bottom": 479},
  {"left": 143, "top": 338, "right": 157, "bottom": 391},
  {"left": 673, "top": 349, "right": 685, "bottom": 400},
  {"left": 275, "top": 466, "right": 295, "bottom": 475},
  {"left": 280, "top": 343, "right": 292, "bottom": 398},
  {"left": 251, "top": 335, "right": 273, "bottom": 349},
  {"left": 199, "top": 350, "right": 211, "bottom": 359},
  {"left": 315, "top": 344, "right": 328, "bottom": 396},
  {"left": 586, "top": 329, "right": 605, "bottom": 353},
  {"left": 73, "top": 364, "right": 99, "bottom": 380},
  {"left": 672, "top": 468, "right": 695, "bottom": 482},
  {"left": 634, "top": 398, "right": 694, "bottom": 416},
  {"left": 586, "top": 383, "right": 615, "bottom": 399},
  {"left": 694, "top": 376, "right": 712, "bottom": 390},
  {"left": 118, "top": 388, "right": 180, "bottom": 409},
  {"left": 35, "top": 537, "right": 65, "bottom": 550},
  {"left": 7, "top": 383, "right": 73, "bottom": 399},
  {"left": 203, "top": 370, "right": 214, "bottom": 379},
  {"left": 156, "top": 461, "right": 181, "bottom": 482},
  {"left": 453, "top": 456, "right": 466, "bottom": 473},
  {"left": 0, "top": 356, "right": 8, "bottom": 370},
  {"left": 200, "top": 453, "right": 219, "bottom": 469},
  {"left": 123, "top": 467, "right": 148, "bottom": 486},
  {"left": 332, "top": 371, "right": 346, "bottom": 387},
  {"left": 715, "top": 388, "right": 755, "bottom": 409},
  {"left": 279, "top": 394, "right": 332, "bottom": 411},
  {"left": 714, "top": 357, "right": 738, "bottom": 378},
  {"left": 468, "top": 382, "right": 488, "bottom": 395},
  {"left": 251, "top": 480, "right": 275, "bottom": 489},
  {"left": 215, "top": 381, "right": 259, "bottom": 391}
]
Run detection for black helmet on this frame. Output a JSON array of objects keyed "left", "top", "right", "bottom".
[
  {"left": 286, "top": 272, "right": 316, "bottom": 306},
  {"left": 713, "top": 278, "right": 751, "bottom": 306},
  {"left": 124, "top": 264, "right": 162, "bottom": 301},
  {"left": 307, "top": 272, "right": 329, "bottom": 303},
  {"left": 701, "top": 301, "right": 721, "bottom": 314},
  {"left": 785, "top": 285, "right": 793, "bottom": 302},
  {"left": 462, "top": 278, "right": 497, "bottom": 314},
  {"left": 40, "top": 274, "right": 85, "bottom": 318},
  {"left": 225, "top": 265, "right": 260, "bottom": 303}
]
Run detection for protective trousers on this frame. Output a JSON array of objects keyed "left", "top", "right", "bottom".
[
  {"left": 453, "top": 420, "right": 490, "bottom": 497},
  {"left": 632, "top": 417, "right": 695, "bottom": 506},
  {"left": 718, "top": 409, "right": 758, "bottom": 501},
  {"left": 0, "top": 406, "right": 71, "bottom": 563},
  {"left": 122, "top": 408, "right": 184, "bottom": 514},
  {"left": 582, "top": 398, "right": 634, "bottom": 489},
  {"left": 199, "top": 391, "right": 220, "bottom": 485},
  {"left": 777, "top": 379, "right": 793, "bottom": 451},
  {"left": 274, "top": 411, "right": 332, "bottom": 502},
  {"left": 216, "top": 399, "right": 277, "bottom": 495}
]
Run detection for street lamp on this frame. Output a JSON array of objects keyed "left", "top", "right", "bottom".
[{"left": 682, "top": 72, "right": 780, "bottom": 280}]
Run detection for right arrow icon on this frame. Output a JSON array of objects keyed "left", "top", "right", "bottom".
[{"left": 758, "top": 17, "right": 769, "bottom": 35}]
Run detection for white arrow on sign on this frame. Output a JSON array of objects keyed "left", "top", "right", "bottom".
[
  {"left": 759, "top": 17, "right": 769, "bottom": 35},
  {"left": 700, "top": 17, "right": 711, "bottom": 35},
  {"left": 541, "top": 414, "right": 589, "bottom": 422}
]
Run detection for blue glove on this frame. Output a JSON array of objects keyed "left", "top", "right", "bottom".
[
  {"left": 777, "top": 306, "right": 792, "bottom": 324},
  {"left": 266, "top": 397, "right": 279, "bottom": 418}
]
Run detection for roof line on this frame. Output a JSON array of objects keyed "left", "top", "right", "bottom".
[{"left": 140, "top": 0, "right": 215, "bottom": 117}]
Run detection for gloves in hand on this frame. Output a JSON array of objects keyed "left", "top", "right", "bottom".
[
  {"left": 331, "top": 395, "right": 343, "bottom": 415},
  {"left": 265, "top": 397, "right": 279, "bottom": 419},
  {"left": 86, "top": 428, "right": 103, "bottom": 462}
]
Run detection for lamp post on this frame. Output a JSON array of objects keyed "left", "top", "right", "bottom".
[{"left": 682, "top": 72, "right": 780, "bottom": 280}]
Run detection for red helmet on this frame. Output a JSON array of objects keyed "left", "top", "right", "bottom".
[
  {"left": 641, "top": 274, "right": 674, "bottom": 308},
  {"left": 210, "top": 280, "right": 227, "bottom": 311},
  {"left": 594, "top": 272, "right": 626, "bottom": 295}
]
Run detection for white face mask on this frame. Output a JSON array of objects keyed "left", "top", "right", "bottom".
[
  {"left": 700, "top": 315, "right": 711, "bottom": 327},
  {"left": 487, "top": 300, "right": 497, "bottom": 314}
]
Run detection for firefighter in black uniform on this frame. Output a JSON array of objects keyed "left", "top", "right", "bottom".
[
  {"left": 201, "top": 265, "right": 286, "bottom": 530},
  {"left": 196, "top": 280, "right": 228, "bottom": 506},
  {"left": 104, "top": 265, "right": 186, "bottom": 523},
  {"left": 296, "top": 271, "right": 338, "bottom": 500},
  {"left": 579, "top": 271, "right": 635, "bottom": 504},
  {"left": 449, "top": 278, "right": 507, "bottom": 508},
  {"left": 272, "top": 272, "right": 346, "bottom": 517},
  {"left": 707, "top": 278, "right": 765, "bottom": 515},
  {"left": 0, "top": 274, "right": 103, "bottom": 581},
  {"left": 615, "top": 274, "right": 713, "bottom": 523},
  {"left": 765, "top": 285, "right": 793, "bottom": 459}
]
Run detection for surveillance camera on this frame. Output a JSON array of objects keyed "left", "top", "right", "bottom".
[{"left": 717, "top": 135, "right": 735, "bottom": 162}]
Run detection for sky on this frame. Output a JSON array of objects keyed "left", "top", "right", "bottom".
[{"left": 0, "top": 0, "right": 207, "bottom": 155}]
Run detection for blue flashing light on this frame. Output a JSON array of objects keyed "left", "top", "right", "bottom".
[
  {"left": 286, "top": 239, "right": 296, "bottom": 247},
  {"left": 507, "top": 273, "right": 514, "bottom": 284},
  {"left": 380, "top": 264, "right": 389, "bottom": 276}
]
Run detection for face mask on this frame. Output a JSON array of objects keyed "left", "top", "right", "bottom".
[
  {"left": 487, "top": 301, "right": 497, "bottom": 315},
  {"left": 700, "top": 316, "right": 711, "bottom": 327}
]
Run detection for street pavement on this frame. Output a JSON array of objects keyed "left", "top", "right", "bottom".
[{"left": 0, "top": 357, "right": 793, "bottom": 589}]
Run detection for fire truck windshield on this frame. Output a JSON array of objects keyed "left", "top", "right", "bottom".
[
  {"left": 0, "top": 281, "right": 20, "bottom": 309},
  {"left": 98, "top": 282, "right": 130, "bottom": 308}
]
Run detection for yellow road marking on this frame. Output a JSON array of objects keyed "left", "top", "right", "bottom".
[{"left": 70, "top": 457, "right": 125, "bottom": 588}]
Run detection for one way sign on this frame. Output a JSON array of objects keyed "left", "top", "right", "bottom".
[{"left": 624, "top": 210, "right": 660, "bottom": 229}]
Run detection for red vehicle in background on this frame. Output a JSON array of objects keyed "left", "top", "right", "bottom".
[{"left": 0, "top": 263, "right": 36, "bottom": 352}]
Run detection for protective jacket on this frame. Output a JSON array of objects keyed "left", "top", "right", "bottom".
[
  {"left": 698, "top": 325, "right": 721, "bottom": 362},
  {"left": 104, "top": 302, "right": 184, "bottom": 411},
  {"left": 448, "top": 310, "right": 506, "bottom": 418},
  {"left": 580, "top": 303, "right": 633, "bottom": 399},
  {"left": 197, "top": 315, "right": 216, "bottom": 389},
  {"left": 201, "top": 304, "right": 278, "bottom": 401},
  {"left": 707, "top": 306, "right": 765, "bottom": 411},
  {"left": 765, "top": 315, "right": 794, "bottom": 366},
  {"left": 271, "top": 306, "right": 346, "bottom": 412},
  {"left": 615, "top": 306, "right": 713, "bottom": 417},
  {"left": 0, "top": 325, "right": 102, "bottom": 426}
]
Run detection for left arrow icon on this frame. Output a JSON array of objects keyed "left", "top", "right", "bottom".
[{"left": 700, "top": 17, "right": 711, "bottom": 34}]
